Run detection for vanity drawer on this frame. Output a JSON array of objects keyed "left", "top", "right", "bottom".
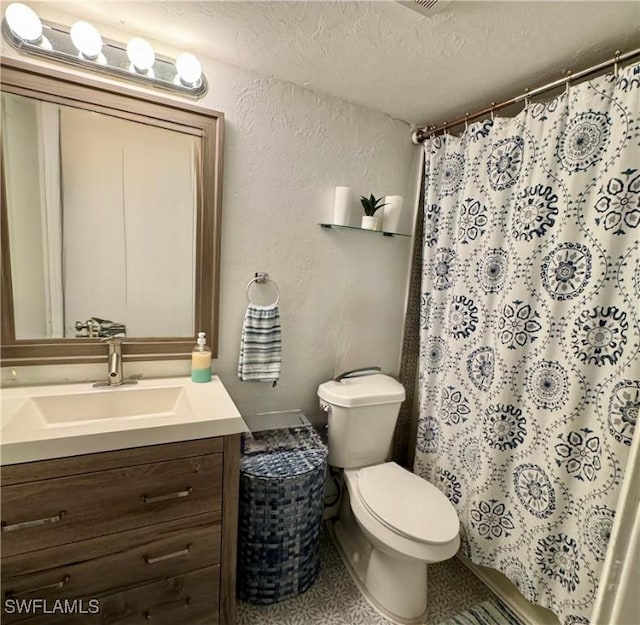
[
  {"left": 1, "top": 454, "right": 222, "bottom": 557},
  {"left": 2, "top": 512, "right": 221, "bottom": 623},
  {"left": 8, "top": 565, "right": 220, "bottom": 625},
  {"left": 1, "top": 437, "right": 224, "bottom": 486}
]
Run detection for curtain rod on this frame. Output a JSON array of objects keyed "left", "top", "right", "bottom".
[{"left": 411, "top": 47, "right": 640, "bottom": 144}]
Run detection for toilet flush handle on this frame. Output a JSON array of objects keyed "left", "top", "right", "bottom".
[
  {"left": 321, "top": 404, "right": 331, "bottom": 431},
  {"left": 333, "top": 366, "right": 381, "bottom": 382}
]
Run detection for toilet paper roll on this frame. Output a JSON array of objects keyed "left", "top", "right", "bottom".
[
  {"left": 382, "top": 195, "right": 404, "bottom": 233},
  {"left": 333, "top": 186, "right": 351, "bottom": 225}
]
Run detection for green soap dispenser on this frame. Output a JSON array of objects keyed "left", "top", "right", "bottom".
[{"left": 191, "top": 331, "right": 212, "bottom": 383}]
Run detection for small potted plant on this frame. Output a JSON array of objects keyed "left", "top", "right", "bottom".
[{"left": 360, "top": 194, "right": 386, "bottom": 230}]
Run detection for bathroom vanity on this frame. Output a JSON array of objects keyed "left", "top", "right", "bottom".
[{"left": 0, "top": 377, "right": 245, "bottom": 625}]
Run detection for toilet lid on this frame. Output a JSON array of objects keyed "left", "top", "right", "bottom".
[{"left": 358, "top": 462, "right": 459, "bottom": 544}]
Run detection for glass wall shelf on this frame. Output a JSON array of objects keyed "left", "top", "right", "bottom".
[{"left": 318, "top": 223, "right": 411, "bottom": 238}]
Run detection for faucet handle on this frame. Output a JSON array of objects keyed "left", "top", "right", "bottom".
[{"left": 101, "top": 334, "right": 124, "bottom": 343}]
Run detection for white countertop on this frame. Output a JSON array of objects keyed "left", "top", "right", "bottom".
[{"left": 0, "top": 376, "right": 247, "bottom": 465}]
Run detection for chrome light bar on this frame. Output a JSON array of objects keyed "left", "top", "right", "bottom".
[{"left": 2, "top": 3, "right": 208, "bottom": 99}]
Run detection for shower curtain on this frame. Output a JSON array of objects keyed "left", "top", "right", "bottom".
[{"left": 415, "top": 64, "right": 639, "bottom": 625}]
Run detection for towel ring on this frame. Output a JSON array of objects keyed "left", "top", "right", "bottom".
[{"left": 246, "top": 273, "right": 280, "bottom": 306}]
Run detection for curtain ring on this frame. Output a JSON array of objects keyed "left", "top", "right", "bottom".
[
  {"left": 524, "top": 88, "right": 530, "bottom": 108},
  {"left": 565, "top": 70, "right": 572, "bottom": 95},
  {"left": 464, "top": 113, "right": 469, "bottom": 131},
  {"left": 614, "top": 50, "right": 621, "bottom": 78},
  {"left": 490, "top": 103, "right": 496, "bottom": 121}
]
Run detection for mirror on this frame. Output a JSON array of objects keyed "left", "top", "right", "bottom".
[
  {"left": 1, "top": 58, "right": 223, "bottom": 365},
  {"left": 3, "top": 93, "right": 199, "bottom": 340}
]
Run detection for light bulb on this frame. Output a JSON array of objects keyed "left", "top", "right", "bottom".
[
  {"left": 126, "top": 37, "right": 155, "bottom": 73},
  {"left": 70, "top": 21, "right": 102, "bottom": 59},
  {"left": 176, "top": 52, "right": 202, "bottom": 86},
  {"left": 39, "top": 35, "right": 52, "bottom": 51},
  {"left": 5, "top": 2, "right": 42, "bottom": 43}
]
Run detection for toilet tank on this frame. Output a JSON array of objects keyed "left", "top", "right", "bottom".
[{"left": 317, "top": 374, "right": 405, "bottom": 468}]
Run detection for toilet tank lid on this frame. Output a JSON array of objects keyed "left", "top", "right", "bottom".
[{"left": 317, "top": 374, "right": 405, "bottom": 408}]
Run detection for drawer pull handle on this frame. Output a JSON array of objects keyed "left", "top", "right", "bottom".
[
  {"left": 143, "top": 597, "right": 191, "bottom": 619},
  {"left": 6, "top": 575, "right": 70, "bottom": 598},
  {"left": 143, "top": 544, "right": 192, "bottom": 565},
  {"left": 141, "top": 487, "right": 192, "bottom": 504},
  {"left": 1, "top": 510, "right": 66, "bottom": 532}
]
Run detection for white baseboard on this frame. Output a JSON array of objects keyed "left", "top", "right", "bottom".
[{"left": 457, "top": 555, "right": 560, "bottom": 625}]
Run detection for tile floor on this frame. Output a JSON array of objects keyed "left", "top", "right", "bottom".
[{"left": 237, "top": 524, "right": 495, "bottom": 625}]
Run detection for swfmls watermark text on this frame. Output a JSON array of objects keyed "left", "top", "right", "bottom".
[{"left": 4, "top": 598, "right": 100, "bottom": 615}]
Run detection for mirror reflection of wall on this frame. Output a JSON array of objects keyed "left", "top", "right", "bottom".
[{"left": 2, "top": 93, "right": 199, "bottom": 340}]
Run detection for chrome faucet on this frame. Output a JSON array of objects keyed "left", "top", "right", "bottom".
[
  {"left": 106, "top": 337, "right": 123, "bottom": 385},
  {"left": 93, "top": 335, "right": 138, "bottom": 388}
]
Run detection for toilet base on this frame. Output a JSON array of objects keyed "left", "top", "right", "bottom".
[{"left": 330, "top": 515, "right": 428, "bottom": 625}]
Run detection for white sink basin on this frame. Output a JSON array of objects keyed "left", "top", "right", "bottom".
[
  {"left": 24, "top": 386, "right": 191, "bottom": 424},
  {"left": 1, "top": 377, "right": 246, "bottom": 465}
]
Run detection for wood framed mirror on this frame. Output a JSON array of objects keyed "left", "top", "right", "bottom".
[{"left": 0, "top": 58, "right": 223, "bottom": 366}]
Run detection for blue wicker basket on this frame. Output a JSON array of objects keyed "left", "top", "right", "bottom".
[{"left": 237, "top": 425, "right": 328, "bottom": 604}]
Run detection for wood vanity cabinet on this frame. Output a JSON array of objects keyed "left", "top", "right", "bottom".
[{"left": 0, "top": 435, "right": 240, "bottom": 625}]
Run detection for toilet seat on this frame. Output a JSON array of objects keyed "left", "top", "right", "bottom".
[{"left": 357, "top": 462, "right": 459, "bottom": 544}]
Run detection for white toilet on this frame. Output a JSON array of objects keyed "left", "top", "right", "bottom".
[{"left": 318, "top": 373, "right": 460, "bottom": 625}]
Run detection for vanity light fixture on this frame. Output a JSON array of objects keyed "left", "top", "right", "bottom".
[{"left": 1, "top": 2, "right": 208, "bottom": 98}]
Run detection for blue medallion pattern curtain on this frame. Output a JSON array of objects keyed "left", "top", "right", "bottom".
[{"left": 415, "top": 64, "right": 639, "bottom": 625}]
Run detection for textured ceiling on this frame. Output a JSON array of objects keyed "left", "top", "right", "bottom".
[{"left": 30, "top": 1, "right": 640, "bottom": 125}]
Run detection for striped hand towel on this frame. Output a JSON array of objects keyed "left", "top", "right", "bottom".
[{"left": 238, "top": 303, "right": 281, "bottom": 384}]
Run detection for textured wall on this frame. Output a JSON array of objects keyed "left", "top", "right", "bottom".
[
  {"left": 207, "top": 62, "right": 416, "bottom": 419},
  {"left": 0, "top": 33, "right": 418, "bottom": 421}
]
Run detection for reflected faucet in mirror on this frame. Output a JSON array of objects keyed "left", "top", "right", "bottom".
[
  {"left": 93, "top": 335, "right": 138, "bottom": 388},
  {"left": 75, "top": 318, "right": 127, "bottom": 339}
]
